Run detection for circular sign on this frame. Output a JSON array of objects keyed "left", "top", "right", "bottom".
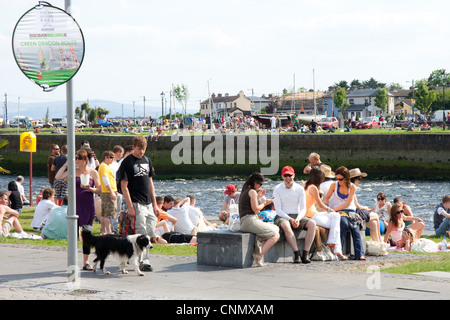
[{"left": 12, "top": 2, "right": 85, "bottom": 91}]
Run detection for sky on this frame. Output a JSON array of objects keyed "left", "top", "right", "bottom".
[{"left": 1, "top": 0, "right": 450, "bottom": 118}]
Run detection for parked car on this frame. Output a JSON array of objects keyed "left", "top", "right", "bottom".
[
  {"left": 317, "top": 117, "right": 339, "bottom": 130},
  {"left": 355, "top": 116, "right": 380, "bottom": 129},
  {"left": 33, "top": 120, "right": 46, "bottom": 128},
  {"left": 97, "top": 119, "right": 113, "bottom": 127},
  {"left": 10, "top": 120, "right": 26, "bottom": 128},
  {"left": 75, "top": 119, "right": 86, "bottom": 127},
  {"left": 51, "top": 117, "right": 67, "bottom": 127}
]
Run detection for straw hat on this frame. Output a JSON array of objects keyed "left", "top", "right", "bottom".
[
  {"left": 320, "top": 165, "right": 335, "bottom": 179},
  {"left": 349, "top": 168, "right": 367, "bottom": 179}
]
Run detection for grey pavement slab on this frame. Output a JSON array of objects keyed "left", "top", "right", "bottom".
[{"left": 1, "top": 243, "right": 449, "bottom": 301}]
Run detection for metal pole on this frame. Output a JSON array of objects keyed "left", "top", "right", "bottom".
[{"left": 65, "top": 0, "right": 79, "bottom": 286}]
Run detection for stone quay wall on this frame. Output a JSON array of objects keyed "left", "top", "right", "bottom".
[{"left": 0, "top": 133, "right": 448, "bottom": 180}]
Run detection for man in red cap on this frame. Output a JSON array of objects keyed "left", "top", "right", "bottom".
[
  {"left": 219, "top": 184, "right": 240, "bottom": 223},
  {"left": 273, "top": 166, "right": 316, "bottom": 263}
]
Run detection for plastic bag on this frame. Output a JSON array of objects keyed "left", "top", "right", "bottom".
[{"left": 228, "top": 199, "right": 240, "bottom": 232}]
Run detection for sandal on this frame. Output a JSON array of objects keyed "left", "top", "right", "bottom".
[
  {"left": 336, "top": 253, "right": 348, "bottom": 261},
  {"left": 83, "top": 263, "right": 94, "bottom": 271},
  {"left": 252, "top": 253, "right": 264, "bottom": 267},
  {"left": 359, "top": 256, "right": 367, "bottom": 261}
]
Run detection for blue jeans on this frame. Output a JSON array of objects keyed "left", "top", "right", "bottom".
[
  {"left": 340, "top": 216, "right": 364, "bottom": 259},
  {"left": 435, "top": 218, "right": 450, "bottom": 236}
]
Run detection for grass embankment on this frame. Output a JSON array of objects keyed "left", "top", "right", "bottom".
[
  {"left": 0, "top": 208, "right": 197, "bottom": 256},
  {"left": 0, "top": 209, "right": 448, "bottom": 273}
]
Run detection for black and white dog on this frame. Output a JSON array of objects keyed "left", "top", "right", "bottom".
[{"left": 82, "top": 230, "right": 152, "bottom": 276}]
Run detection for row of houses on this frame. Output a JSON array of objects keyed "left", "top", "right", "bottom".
[{"left": 199, "top": 87, "right": 416, "bottom": 119}]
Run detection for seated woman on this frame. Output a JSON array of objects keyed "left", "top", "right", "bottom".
[
  {"left": 239, "top": 172, "right": 279, "bottom": 267},
  {"left": 384, "top": 203, "right": 425, "bottom": 247},
  {"left": 304, "top": 166, "right": 346, "bottom": 260},
  {"left": 324, "top": 166, "right": 365, "bottom": 260}
]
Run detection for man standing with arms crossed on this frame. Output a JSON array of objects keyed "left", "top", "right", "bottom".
[{"left": 118, "top": 136, "right": 159, "bottom": 272}]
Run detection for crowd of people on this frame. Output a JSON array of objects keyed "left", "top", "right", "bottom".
[
  {"left": 0, "top": 143, "right": 449, "bottom": 271},
  {"left": 218, "top": 152, "right": 450, "bottom": 267}
]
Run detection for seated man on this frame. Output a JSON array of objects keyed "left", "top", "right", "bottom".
[
  {"left": 41, "top": 196, "right": 68, "bottom": 239},
  {"left": 273, "top": 166, "right": 316, "bottom": 264},
  {"left": 187, "top": 195, "right": 217, "bottom": 232},
  {"left": 0, "top": 191, "right": 25, "bottom": 237},
  {"left": 434, "top": 195, "right": 450, "bottom": 236},
  {"left": 168, "top": 197, "right": 198, "bottom": 236}
]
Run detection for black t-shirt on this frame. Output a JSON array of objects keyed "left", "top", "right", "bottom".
[
  {"left": 118, "top": 154, "right": 155, "bottom": 205},
  {"left": 53, "top": 155, "right": 67, "bottom": 174}
]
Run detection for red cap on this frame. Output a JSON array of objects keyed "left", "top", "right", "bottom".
[
  {"left": 281, "top": 166, "right": 295, "bottom": 176},
  {"left": 224, "top": 184, "right": 236, "bottom": 195}
]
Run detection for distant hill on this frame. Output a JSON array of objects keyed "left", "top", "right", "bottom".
[{"left": 3, "top": 99, "right": 161, "bottom": 120}]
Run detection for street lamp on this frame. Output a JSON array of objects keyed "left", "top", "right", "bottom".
[{"left": 160, "top": 91, "right": 165, "bottom": 122}]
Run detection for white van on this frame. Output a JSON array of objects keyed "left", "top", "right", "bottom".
[
  {"left": 430, "top": 110, "right": 450, "bottom": 122},
  {"left": 51, "top": 117, "right": 67, "bottom": 127}
]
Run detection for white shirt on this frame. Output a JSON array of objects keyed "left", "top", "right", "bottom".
[
  {"left": 31, "top": 199, "right": 58, "bottom": 228},
  {"left": 188, "top": 206, "right": 203, "bottom": 225},
  {"left": 168, "top": 202, "right": 195, "bottom": 235},
  {"left": 273, "top": 182, "right": 306, "bottom": 220}
]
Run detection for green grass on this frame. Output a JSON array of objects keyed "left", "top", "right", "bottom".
[
  {"left": 381, "top": 253, "right": 450, "bottom": 274},
  {"left": 0, "top": 208, "right": 197, "bottom": 256}
]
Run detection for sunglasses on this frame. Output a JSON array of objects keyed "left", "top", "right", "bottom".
[
  {"left": 108, "top": 156, "right": 115, "bottom": 159},
  {"left": 283, "top": 174, "right": 293, "bottom": 178},
  {"left": 336, "top": 178, "right": 345, "bottom": 181},
  {"left": 76, "top": 156, "right": 85, "bottom": 160},
  {"left": 377, "top": 198, "right": 385, "bottom": 201},
  {"left": 396, "top": 210, "right": 404, "bottom": 215}
]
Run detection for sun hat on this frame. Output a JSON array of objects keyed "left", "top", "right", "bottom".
[
  {"left": 224, "top": 184, "right": 236, "bottom": 195},
  {"left": 349, "top": 168, "right": 367, "bottom": 179},
  {"left": 281, "top": 166, "right": 295, "bottom": 176},
  {"left": 80, "top": 141, "right": 91, "bottom": 150},
  {"left": 320, "top": 165, "right": 335, "bottom": 179}
]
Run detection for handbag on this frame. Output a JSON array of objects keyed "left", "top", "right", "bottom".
[
  {"left": 311, "top": 243, "right": 336, "bottom": 261},
  {"left": 119, "top": 213, "right": 135, "bottom": 236},
  {"left": 365, "top": 239, "right": 388, "bottom": 256}
]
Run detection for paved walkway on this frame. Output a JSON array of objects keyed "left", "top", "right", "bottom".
[{"left": 1, "top": 243, "right": 449, "bottom": 300}]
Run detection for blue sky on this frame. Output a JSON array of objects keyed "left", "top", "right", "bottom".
[{"left": 1, "top": 0, "right": 449, "bottom": 117}]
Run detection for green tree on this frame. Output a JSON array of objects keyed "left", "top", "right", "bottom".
[
  {"left": 374, "top": 88, "right": 389, "bottom": 113},
  {"left": 414, "top": 81, "right": 437, "bottom": 115},
  {"left": 362, "top": 77, "right": 386, "bottom": 89},
  {"left": 333, "top": 87, "right": 349, "bottom": 112},
  {"left": 173, "top": 84, "right": 189, "bottom": 121},
  {"left": 427, "top": 69, "right": 450, "bottom": 87}
]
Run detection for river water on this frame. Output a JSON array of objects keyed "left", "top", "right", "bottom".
[{"left": 2, "top": 175, "right": 448, "bottom": 231}]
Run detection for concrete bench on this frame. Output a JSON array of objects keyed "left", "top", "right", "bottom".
[{"left": 197, "top": 223, "right": 366, "bottom": 268}]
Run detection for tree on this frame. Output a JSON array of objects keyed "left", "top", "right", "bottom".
[
  {"left": 350, "top": 79, "right": 362, "bottom": 89},
  {"left": 173, "top": 84, "right": 189, "bottom": 121},
  {"left": 333, "top": 87, "right": 349, "bottom": 112},
  {"left": 388, "top": 82, "right": 403, "bottom": 91},
  {"left": 414, "top": 81, "right": 437, "bottom": 115},
  {"left": 362, "top": 77, "right": 386, "bottom": 89},
  {"left": 374, "top": 88, "right": 389, "bottom": 113},
  {"left": 334, "top": 80, "right": 349, "bottom": 90},
  {"left": 427, "top": 69, "right": 450, "bottom": 87}
]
